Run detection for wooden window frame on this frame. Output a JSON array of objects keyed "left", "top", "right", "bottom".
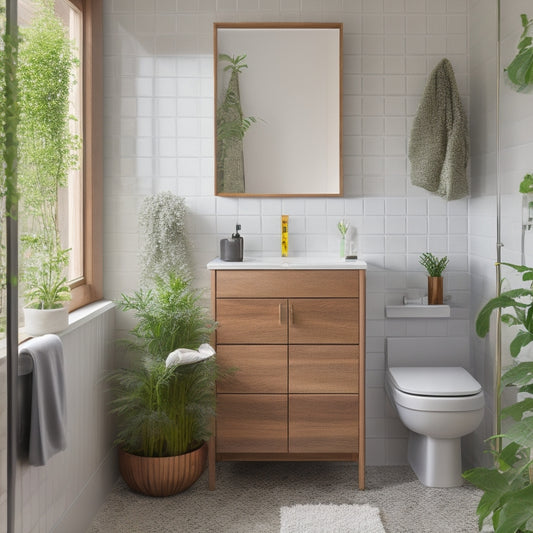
[{"left": 68, "top": 0, "right": 103, "bottom": 311}]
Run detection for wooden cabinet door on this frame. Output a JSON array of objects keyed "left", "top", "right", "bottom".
[
  {"left": 216, "top": 299, "right": 288, "bottom": 344},
  {"left": 289, "top": 394, "right": 359, "bottom": 453},
  {"left": 289, "top": 299, "right": 359, "bottom": 344},
  {"left": 289, "top": 345, "right": 359, "bottom": 393},
  {"left": 217, "top": 345, "right": 288, "bottom": 393},
  {"left": 216, "top": 394, "right": 287, "bottom": 453}
]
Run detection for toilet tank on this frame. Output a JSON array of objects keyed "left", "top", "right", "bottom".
[{"left": 386, "top": 337, "right": 470, "bottom": 369}]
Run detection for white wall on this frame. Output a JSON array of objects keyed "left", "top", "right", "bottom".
[
  {"left": 103, "top": 0, "right": 471, "bottom": 466},
  {"left": 13, "top": 304, "right": 116, "bottom": 533},
  {"left": 468, "top": 0, "right": 498, "bottom": 467}
]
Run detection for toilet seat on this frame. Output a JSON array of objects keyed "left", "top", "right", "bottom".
[
  {"left": 386, "top": 367, "right": 484, "bottom": 412},
  {"left": 388, "top": 366, "right": 482, "bottom": 396}
]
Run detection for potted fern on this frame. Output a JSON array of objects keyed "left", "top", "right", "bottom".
[
  {"left": 110, "top": 192, "right": 218, "bottom": 496},
  {"left": 463, "top": 262, "right": 533, "bottom": 533},
  {"left": 419, "top": 252, "right": 449, "bottom": 305},
  {"left": 110, "top": 274, "right": 217, "bottom": 496}
]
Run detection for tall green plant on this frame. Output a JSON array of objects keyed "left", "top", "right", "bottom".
[
  {"left": 0, "top": 4, "right": 19, "bottom": 330},
  {"left": 112, "top": 274, "right": 217, "bottom": 457},
  {"left": 18, "top": 0, "right": 79, "bottom": 309},
  {"left": 464, "top": 262, "right": 533, "bottom": 533}
]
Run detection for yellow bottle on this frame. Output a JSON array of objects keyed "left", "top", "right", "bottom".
[{"left": 281, "top": 215, "right": 289, "bottom": 257}]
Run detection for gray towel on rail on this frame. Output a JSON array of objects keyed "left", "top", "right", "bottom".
[
  {"left": 408, "top": 58, "right": 469, "bottom": 200},
  {"left": 19, "top": 334, "right": 67, "bottom": 466}
]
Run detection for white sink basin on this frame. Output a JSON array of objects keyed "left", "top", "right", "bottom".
[{"left": 207, "top": 255, "right": 367, "bottom": 270}]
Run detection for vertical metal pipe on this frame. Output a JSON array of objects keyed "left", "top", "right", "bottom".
[
  {"left": 494, "top": 0, "right": 502, "bottom": 452},
  {"left": 5, "top": 0, "right": 18, "bottom": 531}
]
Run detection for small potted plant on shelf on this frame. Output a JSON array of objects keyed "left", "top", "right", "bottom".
[
  {"left": 18, "top": 0, "right": 79, "bottom": 336},
  {"left": 463, "top": 262, "right": 533, "bottom": 533},
  {"left": 419, "top": 252, "right": 449, "bottom": 305}
]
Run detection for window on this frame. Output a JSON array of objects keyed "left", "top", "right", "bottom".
[{"left": 18, "top": 0, "right": 102, "bottom": 312}]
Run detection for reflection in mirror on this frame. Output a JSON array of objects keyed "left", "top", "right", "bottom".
[{"left": 214, "top": 23, "right": 343, "bottom": 197}]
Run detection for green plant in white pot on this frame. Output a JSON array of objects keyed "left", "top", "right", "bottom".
[{"left": 18, "top": 0, "right": 79, "bottom": 335}]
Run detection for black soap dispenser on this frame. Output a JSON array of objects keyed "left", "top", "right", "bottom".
[{"left": 220, "top": 224, "right": 244, "bottom": 262}]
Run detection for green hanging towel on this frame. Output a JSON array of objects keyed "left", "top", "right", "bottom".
[{"left": 408, "top": 58, "right": 469, "bottom": 201}]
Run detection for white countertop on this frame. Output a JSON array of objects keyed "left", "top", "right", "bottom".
[{"left": 207, "top": 255, "right": 367, "bottom": 270}]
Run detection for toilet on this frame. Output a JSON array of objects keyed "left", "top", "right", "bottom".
[{"left": 385, "top": 337, "right": 484, "bottom": 488}]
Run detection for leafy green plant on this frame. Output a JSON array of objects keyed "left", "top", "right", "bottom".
[
  {"left": 337, "top": 219, "right": 349, "bottom": 237},
  {"left": 108, "top": 353, "right": 217, "bottom": 457},
  {"left": 505, "top": 14, "right": 533, "bottom": 92},
  {"left": 117, "top": 274, "right": 216, "bottom": 360},
  {"left": 519, "top": 174, "right": 533, "bottom": 194},
  {"left": 18, "top": 0, "right": 79, "bottom": 309},
  {"left": 112, "top": 274, "right": 218, "bottom": 457},
  {"left": 463, "top": 262, "right": 533, "bottom": 533},
  {"left": 418, "top": 252, "right": 449, "bottom": 277}
]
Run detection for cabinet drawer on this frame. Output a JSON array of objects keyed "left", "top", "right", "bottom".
[
  {"left": 217, "top": 345, "right": 288, "bottom": 393},
  {"left": 285, "top": 271, "right": 358, "bottom": 298},
  {"left": 216, "top": 299, "right": 288, "bottom": 344},
  {"left": 216, "top": 270, "right": 359, "bottom": 298},
  {"left": 216, "top": 394, "right": 287, "bottom": 453},
  {"left": 289, "top": 346, "right": 359, "bottom": 393},
  {"left": 289, "top": 299, "right": 359, "bottom": 344},
  {"left": 216, "top": 270, "right": 287, "bottom": 298},
  {"left": 289, "top": 394, "right": 358, "bottom": 453}
]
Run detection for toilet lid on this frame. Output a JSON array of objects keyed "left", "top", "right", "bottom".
[{"left": 388, "top": 366, "right": 482, "bottom": 396}]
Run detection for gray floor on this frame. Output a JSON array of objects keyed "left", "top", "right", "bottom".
[{"left": 87, "top": 462, "right": 484, "bottom": 533}]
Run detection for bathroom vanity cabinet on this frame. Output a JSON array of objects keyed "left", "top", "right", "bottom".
[{"left": 207, "top": 258, "right": 366, "bottom": 490}]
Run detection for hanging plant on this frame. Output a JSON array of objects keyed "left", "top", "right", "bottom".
[
  {"left": 505, "top": 14, "right": 533, "bottom": 92},
  {"left": 138, "top": 192, "right": 191, "bottom": 284}
]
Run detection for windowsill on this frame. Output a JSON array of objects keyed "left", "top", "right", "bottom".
[{"left": 0, "top": 299, "right": 115, "bottom": 366}]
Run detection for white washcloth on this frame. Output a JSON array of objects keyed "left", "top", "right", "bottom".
[
  {"left": 165, "top": 343, "right": 215, "bottom": 368},
  {"left": 19, "top": 334, "right": 67, "bottom": 466}
]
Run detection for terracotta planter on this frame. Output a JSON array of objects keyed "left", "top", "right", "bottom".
[
  {"left": 118, "top": 443, "right": 207, "bottom": 497},
  {"left": 427, "top": 276, "right": 443, "bottom": 305}
]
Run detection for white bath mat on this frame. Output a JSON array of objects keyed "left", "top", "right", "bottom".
[{"left": 280, "top": 503, "right": 386, "bottom": 533}]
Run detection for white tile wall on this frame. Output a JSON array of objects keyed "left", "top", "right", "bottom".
[
  {"left": 103, "top": 1, "right": 471, "bottom": 466},
  {"left": 13, "top": 306, "right": 116, "bottom": 533}
]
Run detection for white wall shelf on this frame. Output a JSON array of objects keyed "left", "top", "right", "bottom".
[{"left": 385, "top": 305, "right": 451, "bottom": 318}]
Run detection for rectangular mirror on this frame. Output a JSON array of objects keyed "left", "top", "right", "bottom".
[{"left": 214, "top": 23, "right": 343, "bottom": 197}]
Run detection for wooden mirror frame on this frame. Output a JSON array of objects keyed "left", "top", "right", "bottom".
[{"left": 214, "top": 22, "right": 343, "bottom": 197}]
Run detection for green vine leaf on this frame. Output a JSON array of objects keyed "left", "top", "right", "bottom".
[{"left": 505, "top": 13, "right": 533, "bottom": 91}]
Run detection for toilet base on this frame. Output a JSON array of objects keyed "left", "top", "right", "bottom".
[{"left": 408, "top": 431, "right": 463, "bottom": 487}]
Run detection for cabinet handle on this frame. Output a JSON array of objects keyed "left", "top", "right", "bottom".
[
  {"left": 279, "top": 303, "right": 283, "bottom": 325},
  {"left": 289, "top": 303, "right": 294, "bottom": 324}
]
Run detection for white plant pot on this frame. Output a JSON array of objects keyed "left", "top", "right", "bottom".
[{"left": 23, "top": 306, "right": 69, "bottom": 337}]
